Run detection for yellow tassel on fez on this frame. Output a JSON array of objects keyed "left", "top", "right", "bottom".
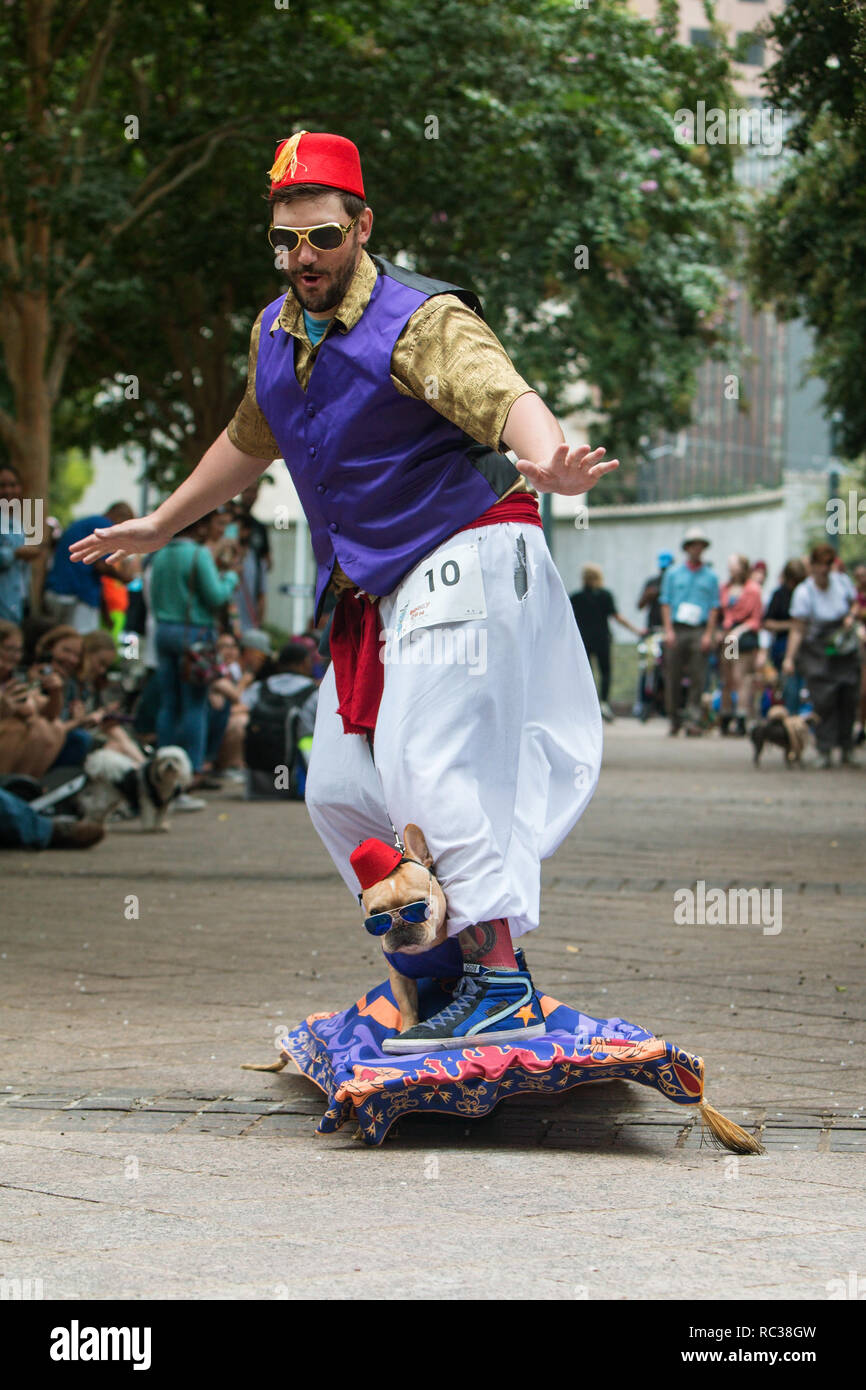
[{"left": 269, "top": 130, "right": 308, "bottom": 186}]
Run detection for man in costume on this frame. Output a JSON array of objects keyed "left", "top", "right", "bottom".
[{"left": 72, "top": 130, "right": 619, "bottom": 1050}]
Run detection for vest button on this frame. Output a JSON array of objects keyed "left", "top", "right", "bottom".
[
  {"left": 315, "top": 484, "right": 326, "bottom": 495},
  {"left": 308, "top": 445, "right": 317, "bottom": 457},
  {"left": 328, "top": 522, "right": 339, "bottom": 534},
  {"left": 306, "top": 404, "right": 316, "bottom": 417}
]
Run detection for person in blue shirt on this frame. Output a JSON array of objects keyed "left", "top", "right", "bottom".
[
  {"left": 44, "top": 503, "right": 134, "bottom": 632},
  {"left": 660, "top": 526, "right": 720, "bottom": 736},
  {"left": 0, "top": 463, "right": 48, "bottom": 622}
]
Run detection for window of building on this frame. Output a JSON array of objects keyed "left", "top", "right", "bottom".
[
  {"left": 738, "top": 32, "right": 766, "bottom": 65},
  {"left": 690, "top": 28, "right": 715, "bottom": 49}
]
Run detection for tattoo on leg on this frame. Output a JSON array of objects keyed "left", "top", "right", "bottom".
[{"left": 459, "top": 922, "right": 497, "bottom": 961}]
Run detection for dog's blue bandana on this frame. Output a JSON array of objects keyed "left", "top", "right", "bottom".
[{"left": 382, "top": 936, "right": 464, "bottom": 980}]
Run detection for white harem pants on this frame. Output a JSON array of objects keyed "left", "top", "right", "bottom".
[{"left": 305, "top": 520, "right": 602, "bottom": 939}]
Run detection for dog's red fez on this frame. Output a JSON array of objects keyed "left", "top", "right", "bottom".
[
  {"left": 268, "top": 130, "right": 365, "bottom": 200},
  {"left": 350, "top": 838, "right": 403, "bottom": 891}
]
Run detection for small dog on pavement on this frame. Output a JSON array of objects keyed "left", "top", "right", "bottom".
[
  {"left": 76, "top": 746, "right": 193, "bottom": 829},
  {"left": 750, "top": 705, "right": 813, "bottom": 767}
]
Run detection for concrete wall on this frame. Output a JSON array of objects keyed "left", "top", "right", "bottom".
[
  {"left": 550, "top": 471, "right": 827, "bottom": 637},
  {"left": 265, "top": 521, "right": 318, "bottom": 637}
]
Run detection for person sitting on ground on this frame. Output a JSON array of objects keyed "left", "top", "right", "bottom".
[
  {"left": 0, "top": 618, "right": 24, "bottom": 687},
  {"left": 19, "top": 626, "right": 96, "bottom": 773},
  {"left": 0, "top": 786, "right": 104, "bottom": 850},
  {"left": 239, "top": 628, "right": 271, "bottom": 673},
  {"left": 0, "top": 626, "right": 141, "bottom": 779},
  {"left": 73, "top": 630, "right": 146, "bottom": 765},
  {"left": 0, "top": 650, "right": 91, "bottom": 780},
  {"left": 204, "top": 633, "right": 246, "bottom": 778},
  {"left": 569, "top": 563, "right": 644, "bottom": 723},
  {"left": 32, "top": 625, "right": 84, "bottom": 718},
  {"left": 1, "top": 626, "right": 66, "bottom": 776},
  {"left": 241, "top": 639, "right": 319, "bottom": 796},
  {"left": 212, "top": 629, "right": 272, "bottom": 774},
  {"left": 241, "top": 639, "right": 319, "bottom": 731}
]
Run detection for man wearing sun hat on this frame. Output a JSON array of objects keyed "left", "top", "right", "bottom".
[
  {"left": 69, "top": 129, "right": 620, "bottom": 1051},
  {"left": 660, "top": 525, "right": 720, "bottom": 737}
]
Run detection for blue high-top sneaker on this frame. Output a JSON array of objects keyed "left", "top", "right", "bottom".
[{"left": 382, "top": 962, "right": 545, "bottom": 1053}]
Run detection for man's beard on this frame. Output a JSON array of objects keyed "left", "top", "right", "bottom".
[{"left": 287, "top": 252, "right": 357, "bottom": 315}]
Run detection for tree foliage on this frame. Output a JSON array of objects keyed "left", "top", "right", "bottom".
[
  {"left": 2, "top": 0, "right": 740, "bottom": 502},
  {"left": 747, "top": 0, "right": 866, "bottom": 463}
]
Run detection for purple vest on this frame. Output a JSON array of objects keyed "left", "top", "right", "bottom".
[{"left": 254, "top": 256, "right": 520, "bottom": 615}]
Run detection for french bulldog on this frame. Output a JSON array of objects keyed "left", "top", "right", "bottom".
[
  {"left": 358, "top": 822, "right": 454, "bottom": 1033},
  {"left": 241, "top": 821, "right": 456, "bottom": 1073}
]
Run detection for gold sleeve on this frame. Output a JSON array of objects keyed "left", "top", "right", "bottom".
[
  {"left": 390, "top": 295, "right": 536, "bottom": 451},
  {"left": 226, "top": 310, "right": 282, "bottom": 460}
]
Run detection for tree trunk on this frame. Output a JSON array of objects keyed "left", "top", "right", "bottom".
[{"left": 12, "top": 291, "right": 54, "bottom": 504}]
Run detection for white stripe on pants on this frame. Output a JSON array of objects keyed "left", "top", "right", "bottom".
[{"left": 305, "top": 522, "right": 602, "bottom": 938}]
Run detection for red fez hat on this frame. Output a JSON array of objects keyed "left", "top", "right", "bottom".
[
  {"left": 268, "top": 130, "right": 365, "bottom": 200},
  {"left": 350, "top": 838, "right": 403, "bottom": 891}
]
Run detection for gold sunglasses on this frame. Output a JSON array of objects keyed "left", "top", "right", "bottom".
[{"left": 268, "top": 217, "right": 358, "bottom": 254}]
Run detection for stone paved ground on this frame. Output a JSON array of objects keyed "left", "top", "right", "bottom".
[{"left": 1, "top": 720, "right": 864, "bottom": 1299}]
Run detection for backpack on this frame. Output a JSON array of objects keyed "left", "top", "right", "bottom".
[{"left": 243, "top": 679, "right": 317, "bottom": 800}]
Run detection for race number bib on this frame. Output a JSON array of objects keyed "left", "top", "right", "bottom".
[
  {"left": 392, "top": 542, "right": 487, "bottom": 642},
  {"left": 675, "top": 600, "right": 703, "bottom": 627}
]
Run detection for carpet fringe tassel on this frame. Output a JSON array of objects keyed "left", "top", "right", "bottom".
[
  {"left": 240, "top": 1058, "right": 288, "bottom": 1073},
  {"left": 699, "top": 1098, "right": 765, "bottom": 1154}
]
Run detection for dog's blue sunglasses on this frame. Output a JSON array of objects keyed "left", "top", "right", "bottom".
[{"left": 359, "top": 864, "right": 434, "bottom": 937}]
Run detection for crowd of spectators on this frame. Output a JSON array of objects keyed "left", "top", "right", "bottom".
[
  {"left": 0, "top": 466, "right": 326, "bottom": 849},
  {"left": 570, "top": 528, "right": 865, "bottom": 768},
  {"left": 3, "top": 446, "right": 863, "bottom": 853}
]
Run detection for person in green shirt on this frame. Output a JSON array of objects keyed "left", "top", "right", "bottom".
[{"left": 150, "top": 517, "right": 239, "bottom": 773}]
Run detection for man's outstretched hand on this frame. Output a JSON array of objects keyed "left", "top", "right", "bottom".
[
  {"left": 515, "top": 444, "right": 619, "bottom": 496},
  {"left": 69, "top": 516, "right": 171, "bottom": 566}
]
